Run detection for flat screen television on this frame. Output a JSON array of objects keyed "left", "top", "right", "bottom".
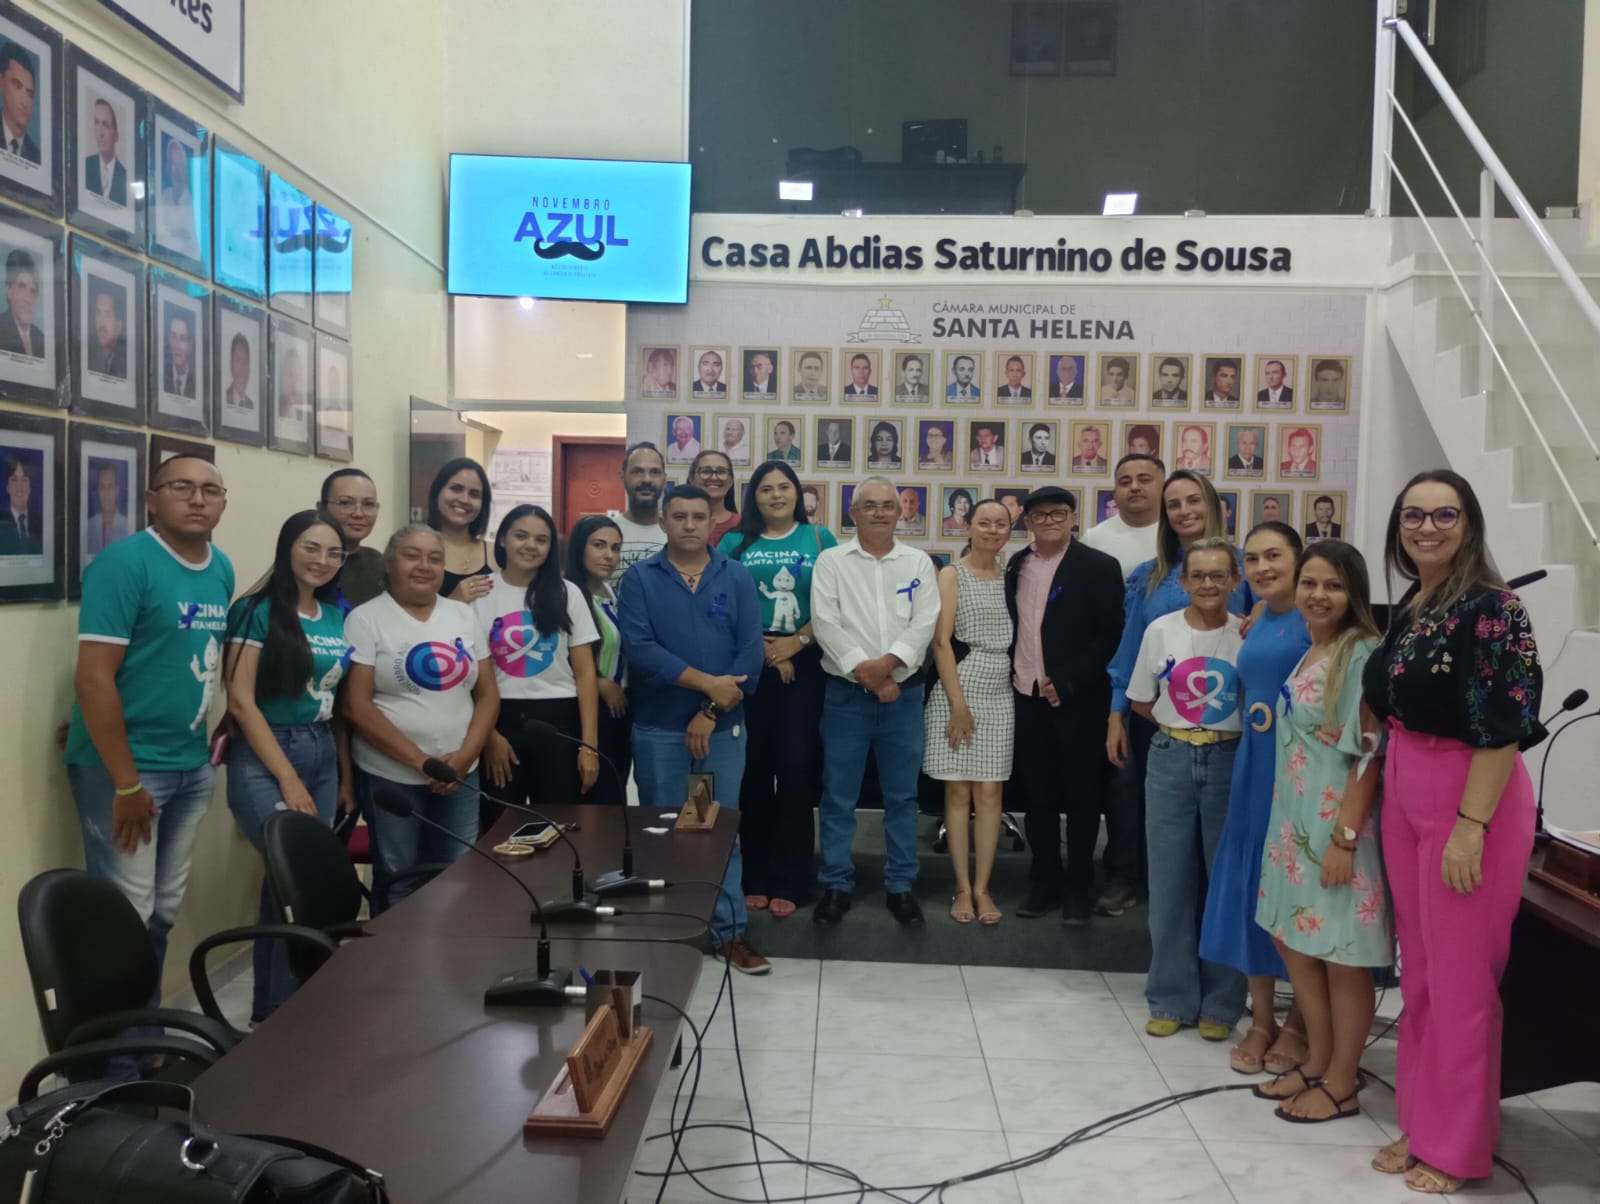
[{"left": 447, "top": 154, "right": 691, "bottom": 304}]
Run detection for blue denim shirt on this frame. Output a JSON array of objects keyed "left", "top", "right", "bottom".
[
  {"left": 616, "top": 546, "right": 763, "bottom": 733},
  {"left": 1108, "top": 552, "right": 1253, "bottom": 715}
]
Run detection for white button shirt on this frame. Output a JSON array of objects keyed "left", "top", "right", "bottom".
[{"left": 810, "top": 538, "right": 940, "bottom": 683}]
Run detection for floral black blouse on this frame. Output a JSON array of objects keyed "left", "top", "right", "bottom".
[{"left": 1362, "top": 585, "right": 1546, "bottom": 752}]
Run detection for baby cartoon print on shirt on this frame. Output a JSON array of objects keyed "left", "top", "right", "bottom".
[
  {"left": 189, "top": 636, "right": 220, "bottom": 730},
  {"left": 761, "top": 562, "right": 801, "bottom": 634}
]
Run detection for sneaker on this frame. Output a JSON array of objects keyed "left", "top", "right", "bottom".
[
  {"left": 1094, "top": 882, "right": 1139, "bottom": 917},
  {"left": 719, "top": 938, "right": 771, "bottom": 976}
]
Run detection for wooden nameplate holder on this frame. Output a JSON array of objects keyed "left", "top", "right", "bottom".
[
  {"left": 1532, "top": 841, "right": 1600, "bottom": 910},
  {"left": 673, "top": 772, "right": 720, "bottom": 832},
  {"left": 525, "top": 1001, "right": 653, "bottom": 1139}
]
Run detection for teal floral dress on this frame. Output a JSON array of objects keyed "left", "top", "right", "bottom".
[{"left": 1256, "top": 639, "right": 1394, "bottom": 967}]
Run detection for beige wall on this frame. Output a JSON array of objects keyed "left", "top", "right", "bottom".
[
  {"left": 453, "top": 299, "right": 627, "bottom": 403},
  {"left": 1583, "top": 0, "right": 1600, "bottom": 237},
  {"left": 1, "top": 0, "right": 448, "bottom": 1091}
]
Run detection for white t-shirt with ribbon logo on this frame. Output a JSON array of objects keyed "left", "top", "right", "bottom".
[
  {"left": 1125, "top": 610, "right": 1245, "bottom": 732},
  {"left": 473, "top": 575, "right": 599, "bottom": 702}
]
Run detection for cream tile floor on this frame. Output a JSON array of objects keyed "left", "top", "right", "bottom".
[{"left": 182, "top": 960, "right": 1600, "bottom": 1202}]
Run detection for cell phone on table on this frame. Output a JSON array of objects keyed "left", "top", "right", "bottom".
[{"left": 508, "top": 820, "right": 559, "bottom": 848}]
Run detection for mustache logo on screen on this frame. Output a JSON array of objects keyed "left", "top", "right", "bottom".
[{"left": 531, "top": 239, "right": 606, "bottom": 262}]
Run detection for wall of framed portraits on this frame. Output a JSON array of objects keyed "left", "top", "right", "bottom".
[
  {"left": 0, "top": 0, "right": 451, "bottom": 1094},
  {"left": 625, "top": 282, "right": 1363, "bottom": 565}
]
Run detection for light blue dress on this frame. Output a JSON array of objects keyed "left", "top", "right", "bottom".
[{"left": 1199, "top": 604, "right": 1309, "bottom": 977}]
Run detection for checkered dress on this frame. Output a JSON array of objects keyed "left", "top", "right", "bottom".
[{"left": 923, "top": 564, "right": 1015, "bottom": 782}]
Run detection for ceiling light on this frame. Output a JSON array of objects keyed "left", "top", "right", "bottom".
[
  {"left": 1102, "top": 192, "right": 1138, "bottom": 216},
  {"left": 517, "top": 296, "right": 535, "bottom": 310},
  {"left": 778, "top": 180, "right": 813, "bottom": 201}
]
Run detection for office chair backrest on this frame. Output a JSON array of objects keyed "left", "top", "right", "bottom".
[
  {"left": 17, "top": 869, "right": 159, "bottom": 1052},
  {"left": 262, "top": 810, "right": 363, "bottom": 980}
]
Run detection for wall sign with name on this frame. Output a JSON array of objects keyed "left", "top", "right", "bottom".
[{"left": 98, "top": 0, "right": 245, "bottom": 101}]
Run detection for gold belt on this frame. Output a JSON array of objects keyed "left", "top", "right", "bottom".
[{"left": 1160, "top": 725, "right": 1242, "bottom": 746}]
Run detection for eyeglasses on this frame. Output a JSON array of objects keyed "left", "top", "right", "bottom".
[
  {"left": 298, "top": 542, "right": 348, "bottom": 564},
  {"left": 328, "top": 497, "right": 380, "bottom": 514},
  {"left": 855, "top": 502, "right": 899, "bottom": 515},
  {"left": 693, "top": 466, "right": 732, "bottom": 480},
  {"left": 1026, "top": 508, "right": 1073, "bottom": 525},
  {"left": 1399, "top": 506, "right": 1461, "bottom": 530},
  {"left": 154, "top": 480, "right": 226, "bottom": 502},
  {"left": 1186, "top": 571, "right": 1233, "bottom": 585}
]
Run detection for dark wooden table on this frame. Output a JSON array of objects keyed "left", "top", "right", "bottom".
[
  {"left": 1500, "top": 847, "right": 1600, "bottom": 1096},
  {"left": 365, "top": 804, "right": 740, "bottom": 944},
  {"left": 195, "top": 934, "right": 701, "bottom": 1204}
]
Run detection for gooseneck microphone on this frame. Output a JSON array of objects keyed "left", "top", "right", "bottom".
[
  {"left": 1507, "top": 569, "right": 1549, "bottom": 591},
  {"left": 419, "top": 756, "right": 605, "bottom": 921},
  {"left": 522, "top": 720, "right": 661, "bottom": 898},
  {"left": 1534, "top": 688, "right": 1593, "bottom": 846},
  {"left": 370, "top": 786, "right": 576, "bottom": 1006}
]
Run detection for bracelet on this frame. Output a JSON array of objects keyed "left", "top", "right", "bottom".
[
  {"left": 114, "top": 781, "right": 144, "bottom": 797},
  {"left": 1456, "top": 808, "right": 1489, "bottom": 834}
]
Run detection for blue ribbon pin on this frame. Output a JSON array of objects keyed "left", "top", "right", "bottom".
[
  {"left": 1047, "top": 584, "right": 1063, "bottom": 603},
  {"left": 332, "top": 587, "right": 352, "bottom": 616},
  {"left": 339, "top": 645, "right": 355, "bottom": 668},
  {"left": 178, "top": 602, "right": 201, "bottom": 630},
  {"left": 1279, "top": 682, "right": 1294, "bottom": 715},
  {"left": 1156, "top": 654, "right": 1177, "bottom": 684},
  {"left": 708, "top": 593, "right": 730, "bottom": 619},
  {"left": 453, "top": 637, "right": 473, "bottom": 665},
  {"left": 898, "top": 578, "right": 922, "bottom": 604}
]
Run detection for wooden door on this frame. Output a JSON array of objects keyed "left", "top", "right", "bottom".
[{"left": 552, "top": 436, "right": 626, "bottom": 533}]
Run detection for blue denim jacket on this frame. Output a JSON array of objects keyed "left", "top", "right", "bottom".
[{"left": 1108, "top": 553, "right": 1253, "bottom": 715}]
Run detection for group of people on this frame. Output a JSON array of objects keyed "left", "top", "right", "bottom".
[{"left": 62, "top": 437, "right": 1544, "bottom": 1194}]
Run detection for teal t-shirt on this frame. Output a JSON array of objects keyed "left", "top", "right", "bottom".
[
  {"left": 226, "top": 596, "right": 351, "bottom": 726},
  {"left": 718, "top": 523, "right": 837, "bottom": 634},
  {"left": 65, "top": 530, "right": 236, "bottom": 772}
]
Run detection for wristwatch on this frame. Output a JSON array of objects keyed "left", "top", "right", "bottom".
[
  {"left": 797, "top": 633, "right": 812, "bottom": 646},
  {"left": 1331, "top": 825, "right": 1359, "bottom": 850},
  {"left": 697, "top": 700, "right": 720, "bottom": 721}
]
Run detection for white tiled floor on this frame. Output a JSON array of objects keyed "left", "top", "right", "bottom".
[
  {"left": 179, "top": 957, "right": 1600, "bottom": 1202},
  {"left": 632, "top": 959, "right": 1600, "bottom": 1204}
]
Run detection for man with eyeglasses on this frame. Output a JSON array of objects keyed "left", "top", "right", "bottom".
[
  {"left": 810, "top": 476, "right": 940, "bottom": 928},
  {"left": 64, "top": 455, "right": 234, "bottom": 994},
  {"left": 1006, "top": 486, "right": 1125, "bottom": 926}
]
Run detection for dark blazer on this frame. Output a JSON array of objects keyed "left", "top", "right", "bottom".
[
  {"left": 1054, "top": 380, "right": 1084, "bottom": 400},
  {"left": 844, "top": 384, "right": 878, "bottom": 397},
  {"left": 3, "top": 129, "right": 39, "bottom": 164},
  {"left": 1304, "top": 521, "right": 1342, "bottom": 540},
  {"left": 91, "top": 338, "right": 127, "bottom": 378},
  {"left": 818, "top": 441, "right": 851, "bottom": 463},
  {"left": 84, "top": 155, "right": 128, "bottom": 205},
  {"left": 1257, "top": 386, "right": 1295, "bottom": 403},
  {"left": 1004, "top": 538, "right": 1125, "bottom": 709},
  {"left": 163, "top": 361, "right": 196, "bottom": 398},
  {"left": 0, "top": 511, "right": 41, "bottom": 555},
  {"left": 0, "top": 313, "right": 43, "bottom": 357},
  {"left": 999, "top": 386, "right": 1032, "bottom": 400},
  {"left": 1227, "top": 455, "right": 1263, "bottom": 473},
  {"left": 691, "top": 380, "right": 726, "bottom": 396},
  {"left": 1020, "top": 451, "right": 1056, "bottom": 469}
]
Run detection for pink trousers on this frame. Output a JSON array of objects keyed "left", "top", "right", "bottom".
[{"left": 1382, "top": 722, "right": 1533, "bottom": 1180}]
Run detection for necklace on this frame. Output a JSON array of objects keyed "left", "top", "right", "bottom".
[{"left": 1186, "top": 611, "right": 1231, "bottom": 662}]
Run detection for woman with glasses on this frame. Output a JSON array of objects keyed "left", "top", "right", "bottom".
[
  {"left": 475, "top": 505, "right": 599, "bottom": 819},
  {"left": 565, "top": 515, "right": 631, "bottom": 807},
  {"left": 223, "top": 509, "right": 353, "bottom": 1021},
  {"left": 718, "top": 461, "right": 836, "bottom": 918},
  {"left": 344, "top": 524, "right": 499, "bottom": 908},
  {"left": 1125, "top": 537, "right": 1248, "bottom": 1041},
  {"left": 427, "top": 457, "right": 495, "bottom": 604},
  {"left": 924, "top": 499, "right": 1015, "bottom": 925},
  {"left": 1362, "top": 471, "right": 1544, "bottom": 1195},
  {"left": 320, "top": 468, "right": 384, "bottom": 608},
  {"left": 688, "top": 449, "right": 740, "bottom": 547}
]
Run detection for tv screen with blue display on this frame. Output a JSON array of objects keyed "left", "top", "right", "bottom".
[{"left": 447, "top": 155, "right": 691, "bottom": 304}]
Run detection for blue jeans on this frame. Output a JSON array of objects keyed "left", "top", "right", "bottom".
[
  {"left": 358, "top": 770, "right": 478, "bottom": 912},
  {"left": 817, "top": 677, "right": 924, "bottom": 895},
  {"left": 631, "top": 723, "right": 748, "bottom": 946},
  {"left": 225, "top": 724, "right": 338, "bottom": 1021},
  {"left": 68, "top": 760, "right": 216, "bottom": 981},
  {"left": 1143, "top": 732, "right": 1246, "bottom": 1026}
]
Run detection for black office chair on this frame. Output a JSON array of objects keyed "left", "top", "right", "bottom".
[
  {"left": 15, "top": 868, "right": 336, "bottom": 1102},
  {"left": 260, "top": 810, "right": 444, "bottom": 985}
]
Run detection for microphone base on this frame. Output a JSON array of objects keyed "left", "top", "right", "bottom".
[
  {"left": 1534, "top": 827, "right": 1552, "bottom": 848},
  {"left": 591, "top": 871, "right": 655, "bottom": 898},
  {"left": 484, "top": 966, "right": 574, "bottom": 1009},
  {"left": 537, "top": 896, "right": 607, "bottom": 923}
]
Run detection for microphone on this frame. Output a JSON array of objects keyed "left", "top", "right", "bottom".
[
  {"left": 369, "top": 786, "right": 575, "bottom": 1007},
  {"left": 521, "top": 720, "right": 661, "bottom": 898},
  {"left": 1507, "top": 569, "right": 1548, "bottom": 590},
  {"left": 419, "top": 756, "right": 605, "bottom": 921},
  {"left": 1534, "top": 689, "right": 1595, "bottom": 847}
]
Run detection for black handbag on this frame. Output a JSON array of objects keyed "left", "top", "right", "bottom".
[{"left": 0, "top": 1078, "right": 389, "bottom": 1202}]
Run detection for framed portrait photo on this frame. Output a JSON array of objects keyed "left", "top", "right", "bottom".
[
  {"left": 739, "top": 347, "right": 779, "bottom": 401},
  {"left": 64, "top": 46, "right": 144, "bottom": 249},
  {"left": 944, "top": 350, "right": 982, "bottom": 404},
  {"left": 147, "top": 99, "right": 209, "bottom": 277},
  {"left": 1200, "top": 354, "right": 1243, "bottom": 411},
  {"left": 1045, "top": 351, "right": 1087, "bottom": 406},
  {"left": 1150, "top": 352, "right": 1192, "bottom": 410},
  {"left": 838, "top": 482, "right": 857, "bottom": 534},
  {"left": 1065, "top": 1, "right": 1118, "bottom": 75},
  {"left": 967, "top": 417, "right": 1006, "bottom": 472},
  {"left": 1172, "top": 420, "right": 1217, "bottom": 476},
  {"left": 1306, "top": 356, "right": 1352, "bottom": 413},
  {"left": 1250, "top": 489, "right": 1294, "bottom": 529},
  {"left": 313, "top": 202, "right": 352, "bottom": 338},
  {"left": 710, "top": 412, "right": 751, "bottom": 467},
  {"left": 791, "top": 347, "right": 830, "bottom": 403},
  {"left": 148, "top": 268, "right": 208, "bottom": 436},
  {"left": 662, "top": 411, "right": 702, "bottom": 466},
  {"left": 1067, "top": 418, "right": 1110, "bottom": 475},
  {"left": 638, "top": 345, "right": 678, "bottom": 400},
  {"left": 1215, "top": 489, "right": 1240, "bottom": 538},
  {"left": 916, "top": 418, "right": 955, "bottom": 471},
  {"left": 212, "top": 293, "right": 266, "bottom": 447},
  {"left": 939, "top": 485, "right": 976, "bottom": 540},
  {"left": 687, "top": 346, "right": 729, "bottom": 399},
  {"left": 314, "top": 331, "right": 352, "bottom": 462},
  {"left": 0, "top": 202, "right": 65, "bottom": 407},
  {"left": 764, "top": 414, "right": 802, "bottom": 467},
  {"left": 995, "top": 350, "right": 1036, "bottom": 405},
  {"left": 68, "top": 419, "right": 142, "bottom": 599},
  {"left": 1254, "top": 354, "right": 1298, "bottom": 412},
  {"left": 891, "top": 349, "right": 932, "bottom": 404},
  {"left": 69, "top": 233, "right": 143, "bottom": 422},
  {"left": 798, "top": 480, "right": 826, "bottom": 528},
  {"left": 1223, "top": 422, "right": 1267, "bottom": 479},
  {"left": 0, "top": 408, "right": 63, "bottom": 601},
  {"left": 1122, "top": 420, "right": 1162, "bottom": 461},
  {"left": 1017, "top": 418, "right": 1059, "bottom": 472},
  {"left": 212, "top": 137, "right": 266, "bottom": 300},
  {"left": 863, "top": 417, "right": 904, "bottom": 472},
  {"left": 267, "top": 171, "right": 313, "bottom": 322},
  {"left": 1093, "top": 487, "right": 1118, "bottom": 528},
  {"left": 994, "top": 487, "right": 1030, "bottom": 538},
  {"left": 268, "top": 313, "right": 313, "bottom": 454},
  {"left": 894, "top": 483, "right": 928, "bottom": 537},
  {"left": 0, "top": 4, "right": 61, "bottom": 216},
  {"left": 1095, "top": 352, "right": 1137, "bottom": 408},
  {"left": 1010, "top": 2, "right": 1065, "bottom": 77},
  {"left": 840, "top": 348, "right": 880, "bottom": 403},
  {"left": 814, "top": 415, "right": 854, "bottom": 471},
  {"left": 1302, "top": 490, "right": 1348, "bottom": 542},
  {"left": 1278, "top": 423, "right": 1322, "bottom": 480}
]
